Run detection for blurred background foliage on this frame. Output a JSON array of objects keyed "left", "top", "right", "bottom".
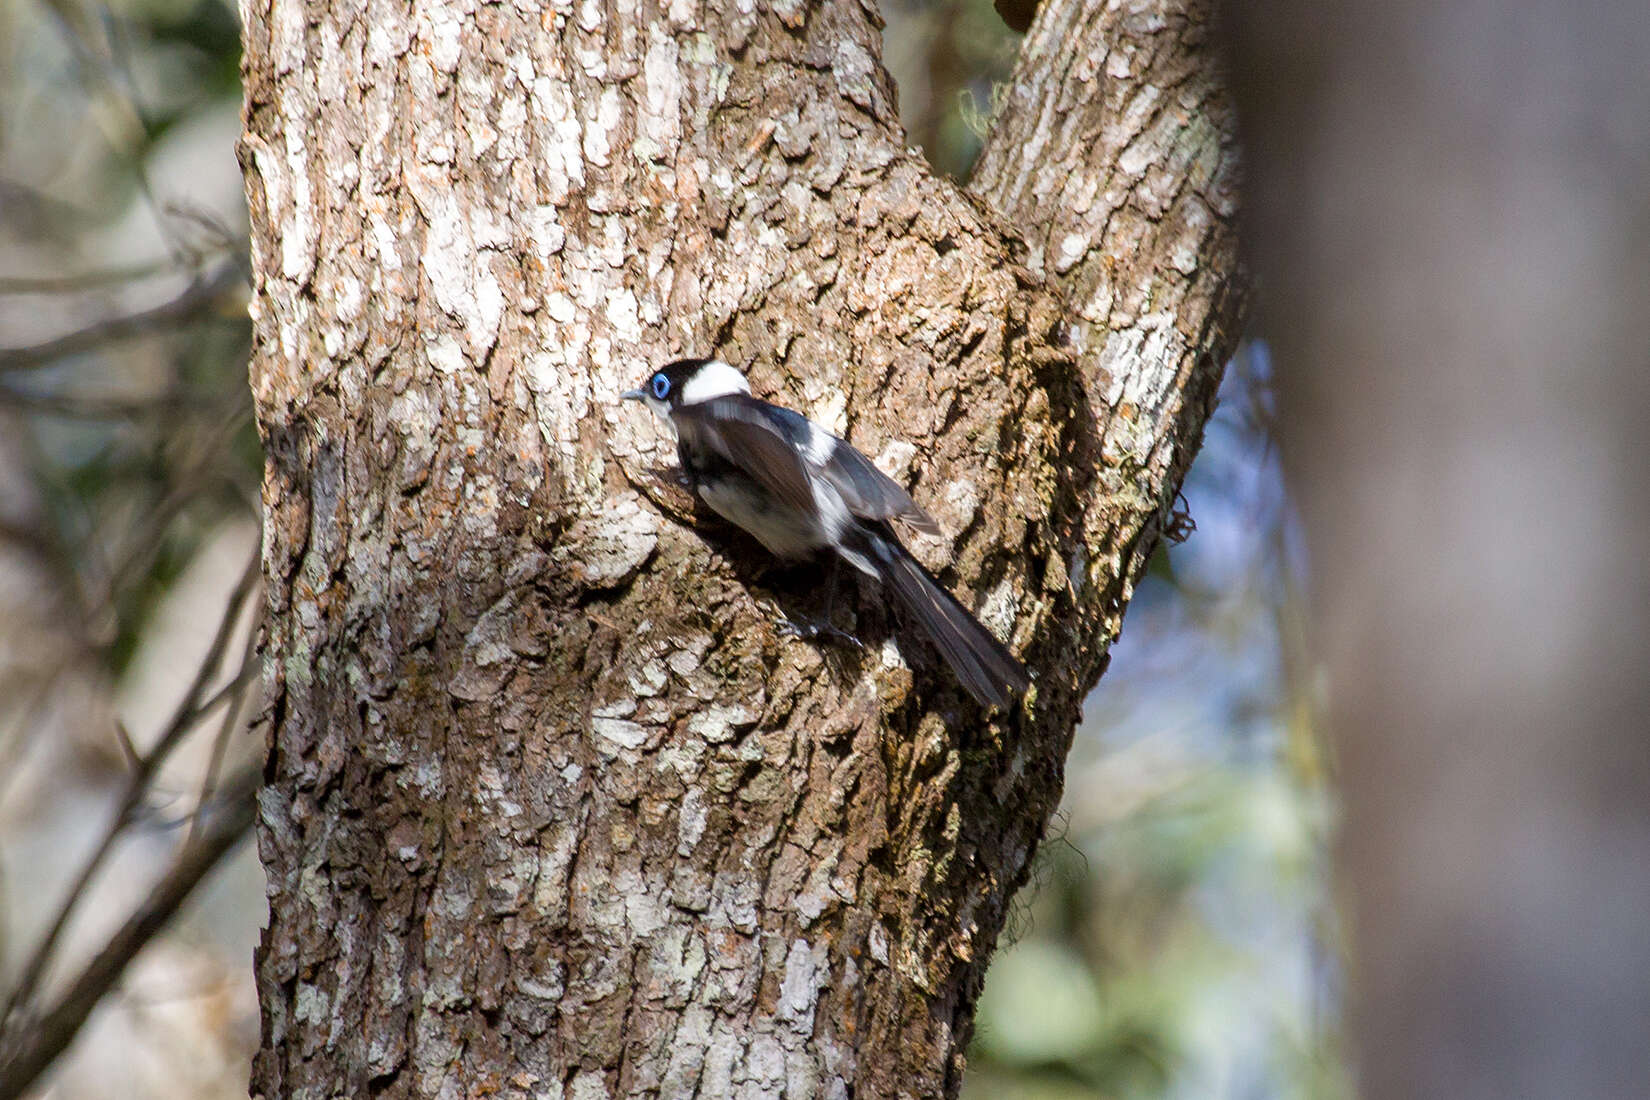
[
  {"left": 0, "top": 0, "right": 262, "bottom": 1095},
  {"left": 961, "top": 343, "right": 1345, "bottom": 1100},
  {"left": 0, "top": 0, "right": 1345, "bottom": 1096}
]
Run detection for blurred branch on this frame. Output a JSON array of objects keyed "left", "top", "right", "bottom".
[
  {"left": 0, "top": 258, "right": 181, "bottom": 295},
  {"left": 0, "top": 179, "right": 95, "bottom": 232},
  {"left": 0, "top": 548, "right": 260, "bottom": 1040},
  {"left": 0, "top": 674, "right": 62, "bottom": 810},
  {"left": 0, "top": 262, "right": 244, "bottom": 373},
  {"left": 0, "top": 386, "right": 229, "bottom": 419},
  {"left": 0, "top": 0, "right": 262, "bottom": 1092},
  {"left": 98, "top": 420, "right": 257, "bottom": 616},
  {"left": 111, "top": 718, "right": 142, "bottom": 771},
  {"left": 188, "top": 625, "right": 260, "bottom": 846},
  {"left": 33, "top": 0, "right": 187, "bottom": 263},
  {"left": 0, "top": 762, "right": 258, "bottom": 1100}
]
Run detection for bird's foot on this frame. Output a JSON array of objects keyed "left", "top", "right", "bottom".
[{"left": 777, "top": 616, "right": 862, "bottom": 650}]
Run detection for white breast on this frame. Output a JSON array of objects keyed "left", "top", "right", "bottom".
[{"left": 697, "top": 478, "right": 829, "bottom": 559}]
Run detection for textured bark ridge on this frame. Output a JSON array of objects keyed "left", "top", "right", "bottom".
[{"left": 237, "top": 0, "right": 1243, "bottom": 1096}]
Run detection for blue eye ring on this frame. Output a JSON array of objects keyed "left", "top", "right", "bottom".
[{"left": 651, "top": 373, "right": 670, "bottom": 399}]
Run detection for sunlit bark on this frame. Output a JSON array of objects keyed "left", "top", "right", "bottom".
[{"left": 238, "top": 0, "right": 1244, "bottom": 1094}]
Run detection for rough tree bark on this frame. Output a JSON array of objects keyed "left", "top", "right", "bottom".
[{"left": 237, "top": 0, "right": 1243, "bottom": 1096}]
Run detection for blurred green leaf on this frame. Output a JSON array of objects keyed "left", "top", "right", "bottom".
[{"left": 976, "top": 940, "right": 1108, "bottom": 1065}]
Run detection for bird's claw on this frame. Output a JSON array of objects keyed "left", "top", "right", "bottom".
[{"left": 778, "top": 617, "right": 862, "bottom": 650}]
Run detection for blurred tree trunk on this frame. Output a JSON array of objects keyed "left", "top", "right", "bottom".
[
  {"left": 1226, "top": 3, "right": 1650, "bottom": 1098},
  {"left": 237, "top": 0, "right": 1243, "bottom": 1095}
]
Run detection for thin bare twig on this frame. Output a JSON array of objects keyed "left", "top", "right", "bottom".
[
  {"left": 110, "top": 718, "right": 141, "bottom": 772},
  {"left": 103, "top": 406, "right": 256, "bottom": 583},
  {"left": 34, "top": 0, "right": 192, "bottom": 266},
  {"left": 0, "top": 674, "right": 63, "bottom": 812},
  {"left": 0, "top": 263, "right": 243, "bottom": 373},
  {"left": 182, "top": 653, "right": 259, "bottom": 733},
  {"left": 0, "top": 548, "right": 260, "bottom": 1037},
  {"left": 187, "top": 623, "right": 261, "bottom": 846},
  {"left": 0, "top": 385, "right": 228, "bottom": 419},
  {"left": 0, "top": 762, "right": 258, "bottom": 1100},
  {"left": 0, "top": 257, "right": 183, "bottom": 295}
]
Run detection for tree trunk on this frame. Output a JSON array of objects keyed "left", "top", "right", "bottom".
[
  {"left": 1226, "top": 4, "right": 1650, "bottom": 1098},
  {"left": 237, "top": 0, "right": 1244, "bottom": 1095}
]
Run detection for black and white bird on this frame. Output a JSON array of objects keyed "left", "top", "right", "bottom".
[{"left": 623, "top": 357, "right": 1029, "bottom": 708}]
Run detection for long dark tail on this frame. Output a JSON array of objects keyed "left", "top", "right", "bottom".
[{"left": 881, "top": 541, "right": 1030, "bottom": 709}]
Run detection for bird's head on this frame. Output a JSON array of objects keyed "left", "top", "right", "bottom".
[{"left": 622, "top": 357, "right": 750, "bottom": 419}]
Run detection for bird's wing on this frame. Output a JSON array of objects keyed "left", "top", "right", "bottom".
[
  {"left": 814, "top": 433, "right": 941, "bottom": 536},
  {"left": 758, "top": 399, "right": 940, "bottom": 534},
  {"left": 674, "top": 397, "right": 819, "bottom": 516},
  {"left": 682, "top": 395, "right": 941, "bottom": 535}
]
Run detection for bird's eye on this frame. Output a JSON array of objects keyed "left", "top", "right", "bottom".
[{"left": 650, "top": 373, "right": 671, "bottom": 399}]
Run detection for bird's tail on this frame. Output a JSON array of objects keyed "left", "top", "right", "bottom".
[{"left": 882, "top": 543, "right": 1030, "bottom": 709}]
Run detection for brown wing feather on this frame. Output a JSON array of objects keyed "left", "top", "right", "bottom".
[
  {"left": 819, "top": 443, "right": 941, "bottom": 535},
  {"left": 674, "top": 400, "right": 818, "bottom": 516},
  {"left": 677, "top": 395, "right": 940, "bottom": 536}
]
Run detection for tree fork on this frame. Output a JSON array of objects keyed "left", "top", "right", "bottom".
[{"left": 237, "top": 0, "right": 1245, "bottom": 1095}]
